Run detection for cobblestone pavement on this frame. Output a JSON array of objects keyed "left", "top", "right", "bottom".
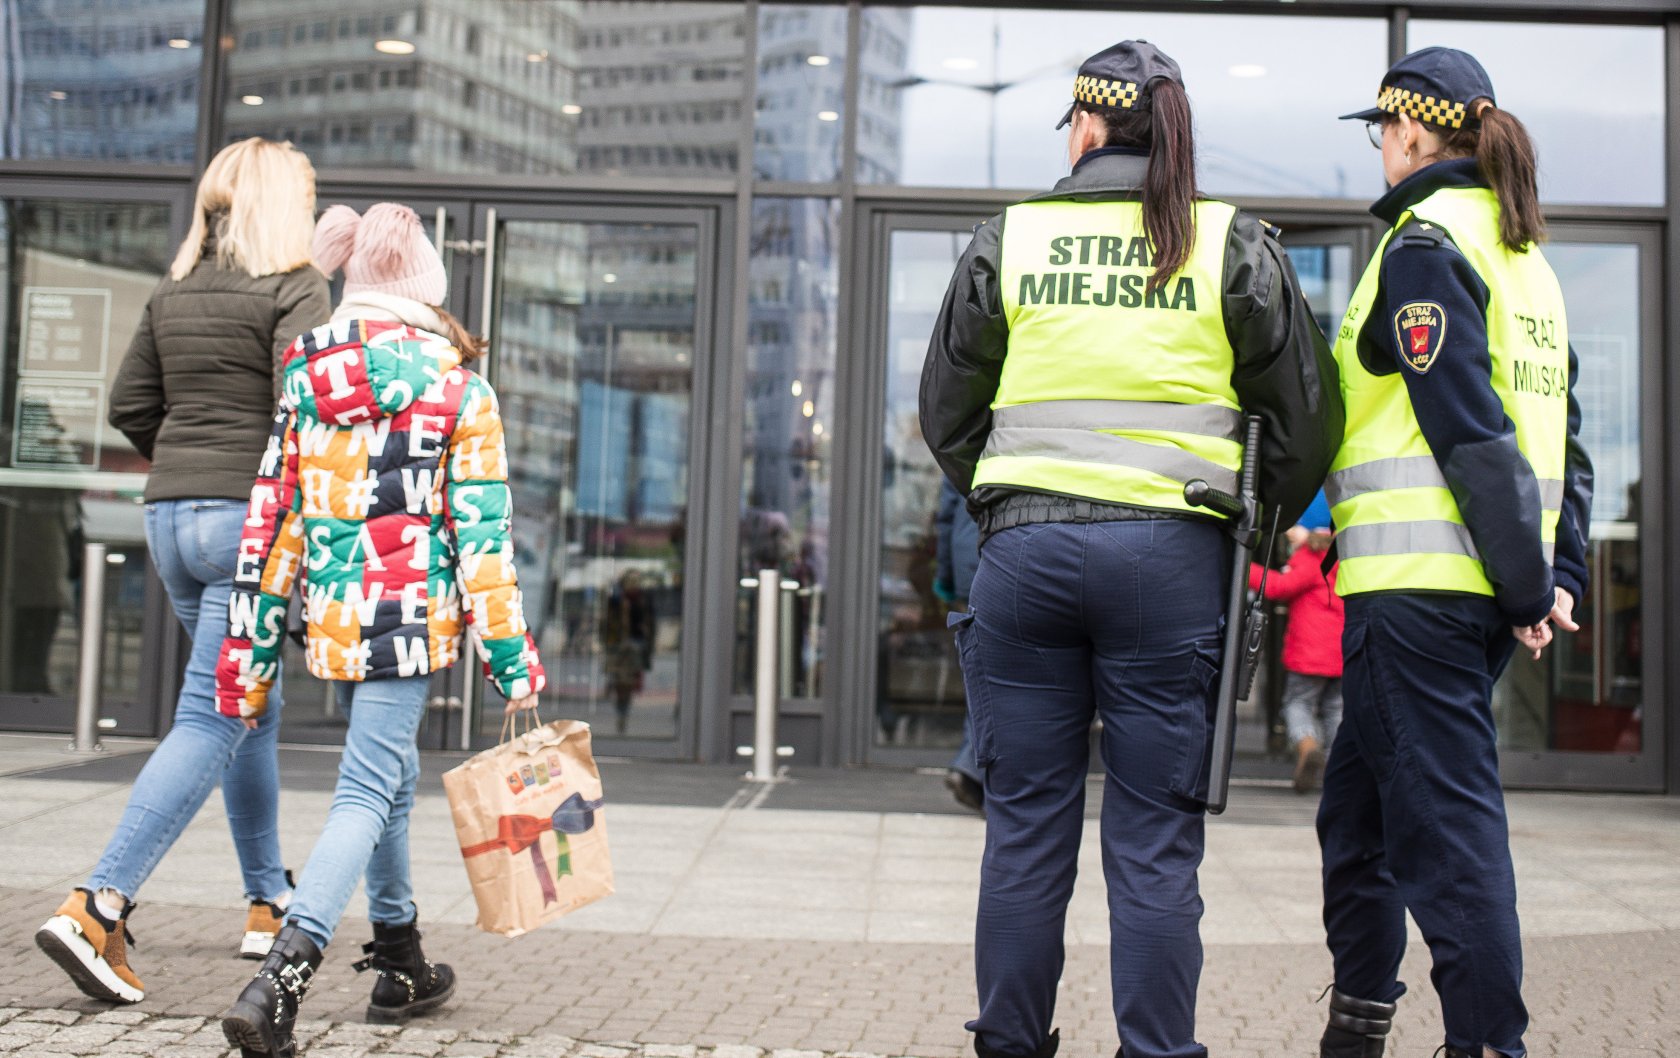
[
  {"left": 1, "top": 736, "right": 1677, "bottom": 1056},
  {"left": 3, "top": 888, "right": 1675, "bottom": 1056}
]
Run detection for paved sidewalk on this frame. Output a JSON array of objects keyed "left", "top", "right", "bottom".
[{"left": 1, "top": 734, "right": 1677, "bottom": 1056}]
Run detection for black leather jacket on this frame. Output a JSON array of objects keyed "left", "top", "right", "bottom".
[{"left": 919, "top": 150, "right": 1344, "bottom": 543}]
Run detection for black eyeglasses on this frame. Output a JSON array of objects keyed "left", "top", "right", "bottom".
[{"left": 1365, "top": 120, "right": 1386, "bottom": 150}]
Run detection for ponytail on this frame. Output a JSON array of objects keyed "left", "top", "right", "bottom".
[
  {"left": 1140, "top": 79, "right": 1197, "bottom": 293},
  {"left": 1087, "top": 77, "right": 1198, "bottom": 294},
  {"left": 1437, "top": 99, "right": 1544, "bottom": 251},
  {"left": 433, "top": 305, "right": 487, "bottom": 363},
  {"left": 1474, "top": 101, "right": 1545, "bottom": 251}
]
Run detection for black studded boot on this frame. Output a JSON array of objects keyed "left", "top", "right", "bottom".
[
  {"left": 354, "top": 916, "right": 456, "bottom": 1023},
  {"left": 220, "top": 924, "right": 322, "bottom": 1058},
  {"left": 1320, "top": 989, "right": 1398, "bottom": 1057}
]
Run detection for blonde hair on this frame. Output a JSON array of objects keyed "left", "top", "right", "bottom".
[{"left": 169, "top": 138, "right": 318, "bottom": 281}]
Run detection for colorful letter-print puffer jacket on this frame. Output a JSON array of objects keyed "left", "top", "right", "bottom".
[{"left": 216, "top": 314, "right": 546, "bottom": 718}]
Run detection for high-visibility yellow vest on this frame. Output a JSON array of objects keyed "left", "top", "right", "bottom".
[
  {"left": 973, "top": 198, "right": 1242, "bottom": 516},
  {"left": 1329, "top": 186, "right": 1569, "bottom": 597}
]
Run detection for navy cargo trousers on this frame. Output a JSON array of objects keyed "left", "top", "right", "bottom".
[
  {"left": 1318, "top": 593, "right": 1527, "bottom": 1058},
  {"left": 952, "top": 518, "right": 1225, "bottom": 1058}
]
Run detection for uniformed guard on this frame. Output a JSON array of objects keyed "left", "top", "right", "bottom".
[
  {"left": 920, "top": 41, "right": 1342, "bottom": 1058},
  {"left": 1314, "top": 48, "right": 1593, "bottom": 1058}
]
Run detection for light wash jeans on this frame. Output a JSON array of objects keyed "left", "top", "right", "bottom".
[
  {"left": 287, "top": 676, "right": 429, "bottom": 948},
  {"left": 88, "top": 499, "right": 288, "bottom": 903},
  {"left": 1281, "top": 671, "right": 1343, "bottom": 750}
]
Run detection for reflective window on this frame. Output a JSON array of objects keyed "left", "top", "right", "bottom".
[
  {"left": 2, "top": 199, "right": 171, "bottom": 475},
  {"left": 877, "top": 227, "right": 971, "bottom": 750},
  {"left": 0, "top": 197, "right": 168, "bottom": 721},
  {"left": 755, "top": 4, "right": 848, "bottom": 182},
  {"left": 222, "top": 1, "right": 747, "bottom": 177},
  {"left": 862, "top": 7, "right": 1386, "bottom": 198},
  {"left": 497, "top": 218, "right": 700, "bottom": 742},
  {"left": 0, "top": 1, "right": 203, "bottom": 164},
  {"left": 1407, "top": 21, "right": 1664, "bottom": 205},
  {"left": 0, "top": 485, "right": 148, "bottom": 712},
  {"left": 733, "top": 198, "right": 838, "bottom": 703},
  {"left": 1494, "top": 241, "right": 1643, "bottom": 754}
]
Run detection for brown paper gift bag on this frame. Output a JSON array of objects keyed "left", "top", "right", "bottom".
[{"left": 442, "top": 716, "right": 613, "bottom": 937}]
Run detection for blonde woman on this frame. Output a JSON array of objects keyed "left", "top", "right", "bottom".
[{"left": 35, "top": 138, "right": 330, "bottom": 1005}]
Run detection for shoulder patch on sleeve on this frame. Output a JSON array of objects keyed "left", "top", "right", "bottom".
[{"left": 1393, "top": 300, "right": 1448, "bottom": 374}]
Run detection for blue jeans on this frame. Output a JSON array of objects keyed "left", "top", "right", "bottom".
[
  {"left": 88, "top": 499, "right": 287, "bottom": 903},
  {"left": 287, "top": 676, "right": 429, "bottom": 948},
  {"left": 1281, "top": 671, "right": 1343, "bottom": 750},
  {"left": 955, "top": 520, "right": 1224, "bottom": 1058},
  {"left": 1318, "top": 594, "right": 1525, "bottom": 1058}
]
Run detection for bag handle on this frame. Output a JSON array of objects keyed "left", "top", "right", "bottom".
[{"left": 498, "top": 702, "right": 545, "bottom": 748}]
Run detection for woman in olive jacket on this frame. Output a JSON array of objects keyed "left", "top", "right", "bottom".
[{"left": 35, "top": 138, "right": 330, "bottom": 1006}]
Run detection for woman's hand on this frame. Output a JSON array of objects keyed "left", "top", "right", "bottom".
[
  {"left": 1549, "top": 587, "right": 1579, "bottom": 634},
  {"left": 242, "top": 717, "right": 259, "bottom": 731},
  {"left": 504, "top": 693, "right": 540, "bottom": 716},
  {"left": 1512, "top": 621, "right": 1552, "bottom": 661}
]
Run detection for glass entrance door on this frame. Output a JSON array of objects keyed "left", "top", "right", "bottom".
[
  {"left": 477, "top": 204, "right": 718, "bottom": 757},
  {"left": 859, "top": 211, "right": 1373, "bottom": 769}
]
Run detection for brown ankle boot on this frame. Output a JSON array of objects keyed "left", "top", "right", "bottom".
[{"left": 36, "top": 888, "right": 144, "bottom": 1003}]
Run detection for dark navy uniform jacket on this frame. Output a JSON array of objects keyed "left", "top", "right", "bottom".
[{"left": 1360, "top": 158, "right": 1594, "bottom": 628}]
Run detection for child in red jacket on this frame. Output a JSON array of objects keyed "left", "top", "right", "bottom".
[{"left": 1250, "top": 524, "right": 1343, "bottom": 792}]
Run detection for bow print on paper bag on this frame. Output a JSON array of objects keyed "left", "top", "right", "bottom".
[{"left": 460, "top": 793, "right": 605, "bottom": 905}]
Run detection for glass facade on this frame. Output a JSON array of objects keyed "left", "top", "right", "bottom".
[
  {"left": 499, "top": 217, "right": 700, "bottom": 742},
  {"left": 0, "top": 1, "right": 1673, "bottom": 791},
  {"left": 0, "top": 1, "right": 204, "bottom": 164},
  {"left": 223, "top": 1, "right": 748, "bottom": 177},
  {"left": 870, "top": 7, "right": 1387, "bottom": 197},
  {"left": 1407, "top": 21, "right": 1666, "bottom": 205},
  {"left": 733, "top": 197, "right": 838, "bottom": 704}
]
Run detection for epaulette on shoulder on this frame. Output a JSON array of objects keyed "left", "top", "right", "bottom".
[
  {"left": 1388, "top": 218, "right": 1457, "bottom": 254},
  {"left": 1254, "top": 216, "right": 1283, "bottom": 241}
]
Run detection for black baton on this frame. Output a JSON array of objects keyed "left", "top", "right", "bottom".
[{"left": 1184, "top": 415, "right": 1268, "bottom": 816}]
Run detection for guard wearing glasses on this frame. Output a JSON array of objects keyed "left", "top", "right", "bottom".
[
  {"left": 921, "top": 41, "right": 1340, "bottom": 1058},
  {"left": 1315, "top": 48, "right": 1593, "bottom": 1058}
]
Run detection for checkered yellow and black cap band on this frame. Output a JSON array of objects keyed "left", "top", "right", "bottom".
[
  {"left": 1376, "top": 84, "right": 1470, "bottom": 129},
  {"left": 1073, "top": 74, "right": 1141, "bottom": 111}
]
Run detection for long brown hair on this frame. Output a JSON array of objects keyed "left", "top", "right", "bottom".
[
  {"left": 1084, "top": 77, "right": 1198, "bottom": 294},
  {"left": 1433, "top": 99, "right": 1545, "bottom": 251},
  {"left": 433, "top": 306, "right": 487, "bottom": 363}
]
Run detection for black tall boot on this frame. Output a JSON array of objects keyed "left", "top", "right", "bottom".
[
  {"left": 220, "top": 924, "right": 322, "bottom": 1058},
  {"left": 354, "top": 916, "right": 456, "bottom": 1023},
  {"left": 1320, "top": 989, "right": 1398, "bottom": 1058}
]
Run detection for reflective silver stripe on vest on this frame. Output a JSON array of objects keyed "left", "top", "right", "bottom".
[
  {"left": 980, "top": 427, "right": 1240, "bottom": 495},
  {"left": 1537, "top": 478, "right": 1565, "bottom": 512},
  {"left": 1543, "top": 540, "right": 1556, "bottom": 564},
  {"left": 1324, "top": 456, "right": 1449, "bottom": 508},
  {"left": 1328, "top": 458, "right": 1568, "bottom": 514},
  {"left": 1336, "top": 520, "right": 1480, "bottom": 561},
  {"left": 992, "top": 400, "right": 1242, "bottom": 441}
]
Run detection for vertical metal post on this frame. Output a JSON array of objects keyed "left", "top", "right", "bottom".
[
  {"left": 752, "top": 568, "right": 779, "bottom": 782},
  {"left": 72, "top": 542, "right": 107, "bottom": 753}
]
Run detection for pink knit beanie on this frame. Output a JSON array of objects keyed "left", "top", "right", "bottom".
[{"left": 312, "top": 203, "right": 447, "bottom": 305}]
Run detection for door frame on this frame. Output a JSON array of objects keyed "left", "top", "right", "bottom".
[
  {"left": 844, "top": 201, "right": 1001, "bottom": 767},
  {"left": 1497, "top": 220, "right": 1667, "bottom": 792},
  {"left": 0, "top": 176, "right": 191, "bottom": 738},
  {"left": 458, "top": 196, "right": 734, "bottom": 762}
]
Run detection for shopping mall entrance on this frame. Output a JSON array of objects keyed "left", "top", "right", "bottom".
[
  {"left": 854, "top": 199, "right": 1664, "bottom": 790},
  {"left": 0, "top": 183, "right": 1664, "bottom": 790}
]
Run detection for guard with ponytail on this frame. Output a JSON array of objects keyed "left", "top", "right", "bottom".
[
  {"left": 920, "top": 39, "right": 1342, "bottom": 1058},
  {"left": 1318, "top": 46, "right": 1594, "bottom": 1058}
]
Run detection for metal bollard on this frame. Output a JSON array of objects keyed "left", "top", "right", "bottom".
[
  {"left": 750, "top": 568, "right": 780, "bottom": 782},
  {"left": 71, "top": 541, "right": 107, "bottom": 753}
]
